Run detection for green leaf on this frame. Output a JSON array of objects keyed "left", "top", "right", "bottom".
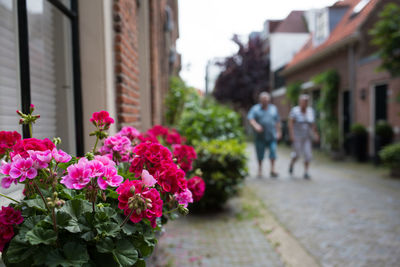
[
  {"left": 46, "top": 242, "right": 90, "bottom": 267},
  {"left": 4, "top": 235, "right": 38, "bottom": 263},
  {"left": 24, "top": 198, "right": 47, "bottom": 212},
  {"left": 26, "top": 226, "right": 57, "bottom": 245},
  {"left": 59, "top": 199, "right": 92, "bottom": 233},
  {"left": 96, "top": 238, "right": 138, "bottom": 267},
  {"left": 96, "top": 237, "right": 114, "bottom": 253},
  {"left": 112, "top": 239, "right": 138, "bottom": 266},
  {"left": 18, "top": 215, "right": 46, "bottom": 237},
  {"left": 95, "top": 222, "right": 120, "bottom": 237}
]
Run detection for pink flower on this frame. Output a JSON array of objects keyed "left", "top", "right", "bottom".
[
  {"left": 60, "top": 158, "right": 93, "bottom": 189},
  {"left": 0, "top": 224, "right": 14, "bottom": 252},
  {"left": 87, "top": 159, "right": 105, "bottom": 178},
  {"left": 90, "top": 110, "right": 114, "bottom": 129},
  {"left": 174, "top": 188, "right": 193, "bottom": 208},
  {"left": 27, "top": 150, "right": 52, "bottom": 169},
  {"left": 0, "top": 131, "right": 21, "bottom": 156},
  {"left": 187, "top": 176, "right": 206, "bottom": 202},
  {"left": 9, "top": 157, "right": 37, "bottom": 182},
  {"left": 94, "top": 155, "right": 115, "bottom": 167},
  {"left": 172, "top": 144, "right": 197, "bottom": 172},
  {"left": 118, "top": 126, "right": 140, "bottom": 141},
  {"left": 52, "top": 148, "right": 72, "bottom": 163},
  {"left": 99, "top": 135, "right": 131, "bottom": 162},
  {"left": 0, "top": 206, "right": 23, "bottom": 225},
  {"left": 97, "top": 166, "right": 123, "bottom": 190},
  {"left": 117, "top": 180, "right": 163, "bottom": 228},
  {"left": 11, "top": 138, "right": 55, "bottom": 158},
  {"left": 141, "top": 170, "right": 157, "bottom": 187},
  {"left": 158, "top": 162, "right": 187, "bottom": 194}
]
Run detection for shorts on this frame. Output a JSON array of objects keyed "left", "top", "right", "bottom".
[
  {"left": 291, "top": 137, "right": 312, "bottom": 162},
  {"left": 255, "top": 139, "right": 277, "bottom": 161}
]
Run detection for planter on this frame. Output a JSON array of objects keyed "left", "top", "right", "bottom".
[
  {"left": 390, "top": 167, "right": 400, "bottom": 178},
  {"left": 349, "top": 133, "right": 368, "bottom": 162},
  {"left": 374, "top": 135, "right": 393, "bottom": 164}
]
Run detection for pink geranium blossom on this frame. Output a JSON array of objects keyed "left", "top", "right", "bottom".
[
  {"left": 187, "top": 176, "right": 206, "bottom": 202},
  {"left": 97, "top": 166, "right": 123, "bottom": 190},
  {"left": 141, "top": 170, "right": 157, "bottom": 187},
  {"left": 117, "top": 180, "right": 163, "bottom": 228},
  {"left": 52, "top": 148, "right": 72, "bottom": 163},
  {"left": 60, "top": 158, "right": 93, "bottom": 189},
  {"left": 174, "top": 188, "right": 193, "bottom": 208},
  {"left": 118, "top": 126, "right": 140, "bottom": 141},
  {"left": 0, "top": 224, "right": 14, "bottom": 252},
  {"left": 99, "top": 135, "right": 131, "bottom": 162},
  {"left": 0, "top": 206, "right": 23, "bottom": 225},
  {"left": 8, "top": 157, "right": 37, "bottom": 182},
  {"left": 90, "top": 110, "right": 114, "bottom": 129},
  {"left": 27, "top": 150, "right": 52, "bottom": 169}
]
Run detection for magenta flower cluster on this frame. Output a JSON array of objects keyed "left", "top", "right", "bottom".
[{"left": 61, "top": 155, "right": 123, "bottom": 190}]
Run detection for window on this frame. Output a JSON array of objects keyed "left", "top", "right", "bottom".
[
  {"left": 0, "top": 0, "right": 83, "bottom": 154},
  {"left": 0, "top": 0, "right": 20, "bottom": 132}
]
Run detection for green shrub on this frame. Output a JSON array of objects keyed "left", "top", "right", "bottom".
[
  {"left": 191, "top": 139, "right": 248, "bottom": 210},
  {"left": 379, "top": 143, "right": 400, "bottom": 168},
  {"left": 313, "top": 69, "right": 340, "bottom": 151},
  {"left": 165, "top": 77, "right": 188, "bottom": 126},
  {"left": 178, "top": 98, "right": 244, "bottom": 145},
  {"left": 375, "top": 120, "right": 394, "bottom": 141},
  {"left": 351, "top": 123, "right": 368, "bottom": 135},
  {"left": 286, "top": 81, "right": 302, "bottom": 106}
]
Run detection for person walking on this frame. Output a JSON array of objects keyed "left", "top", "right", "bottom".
[
  {"left": 288, "top": 94, "right": 319, "bottom": 179},
  {"left": 248, "top": 92, "right": 281, "bottom": 178}
]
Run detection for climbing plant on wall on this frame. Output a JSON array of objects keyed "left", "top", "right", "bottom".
[
  {"left": 313, "top": 69, "right": 340, "bottom": 151},
  {"left": 286, "top": 81, "right": 303, "bottom": 106}
]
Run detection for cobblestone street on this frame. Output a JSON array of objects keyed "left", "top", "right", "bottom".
[{"left": 152, "top": 145, "right": 400, "bottom": 267}]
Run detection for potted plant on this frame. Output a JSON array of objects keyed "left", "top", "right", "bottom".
[
  {"left": 0, "top": 106, "right": 205, "bottom": 266},
  {"left": 374, "top": 120, "right": 394, "bottom": 164},
  {"left": 379, "top": 143, "right": 400, "bottom": 177},
  {"left": 350, "top": 123, "right": 368, "bottom": 162}
]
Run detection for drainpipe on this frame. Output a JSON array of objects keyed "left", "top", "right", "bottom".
[{"left": 348, "top": 43, "right": 356, "bottom": 128}]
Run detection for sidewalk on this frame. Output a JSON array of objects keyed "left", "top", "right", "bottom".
[
  {"left": 247, "top": 144, "right": 400, "bottom": 267},
  {"left": 150, "top": 145, "right": 400, "bottom": 267}
]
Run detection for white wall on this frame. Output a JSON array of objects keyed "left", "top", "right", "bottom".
[
  {"left": 270, "top": 33, "right": 310, "bottom": 71},
  {"left": 79, "top": 0, "right": 117, "bottom": 152}
]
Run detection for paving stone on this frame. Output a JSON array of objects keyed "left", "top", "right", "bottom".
[{"left": 247, "top": 145, "right": 400, "bottom": 267}]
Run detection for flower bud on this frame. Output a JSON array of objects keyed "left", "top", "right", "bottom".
[
  {"left": 53, "top": 192, "right": 58, "bottom": 198},
  {"left": 136, "top": 208, "right": 142, "bottom": 215},
  {"left": 85, "top": 152, "right": 95, "bottom": 160},
  {"left": 178, "top": 205, "right": 189, "bottom": 216},
  {"left": 130, "top": 186, "right": 136, "bottom": 195},
  {"left": 46, "top": 197, "right": 52, "bottom": 201},
  {"left": 52, "top": 137, "right": 62, "bottom": 146}
]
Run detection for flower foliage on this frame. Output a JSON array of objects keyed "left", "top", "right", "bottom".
[{"left": 0, "top": 107, "right": 205, "bottom": 266}]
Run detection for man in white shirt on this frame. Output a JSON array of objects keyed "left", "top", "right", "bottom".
[{"left": 288, "top": 94, "right": 319, "bottom": 179}]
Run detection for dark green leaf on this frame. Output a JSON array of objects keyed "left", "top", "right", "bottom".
[
  {"left": 24, "top": 198, "right": 47, "bottom": 212},
  {"left": 4, "top": 235, "right": 38, "bottom": 263},
  {"left": 26, "top": 227, "right": 57, "bottom": 245},
  {"left": 112, "top": 239, "right": 138, "bottom": 266}
]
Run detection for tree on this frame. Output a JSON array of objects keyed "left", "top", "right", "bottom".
[
  {"left": 213, "top": 34, "right": 270, "bottom": 110},
  {"left": 369, "top": 3, "right": 400, "bottom": 77}
]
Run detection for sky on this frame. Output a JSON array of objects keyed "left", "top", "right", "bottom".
[{"left": 177, "top": 0, "right": 338, "bottom": 90}]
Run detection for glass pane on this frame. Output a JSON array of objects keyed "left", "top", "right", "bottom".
[
  {"left": 0, "top": 0, "right": 21, "bottom": 132},
  {"left": 27, "top": 0, "right": 76, "bottom": 154}
]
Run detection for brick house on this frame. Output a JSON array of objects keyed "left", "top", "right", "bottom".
[
  {"left": 0, "top": 0, "right": 179, "bottom": 203},
  {"left": 273, "top": 0, "right": 400, "bottom": 155}
]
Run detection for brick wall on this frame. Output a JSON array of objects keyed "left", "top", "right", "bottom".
[
  {"left": 356, "top": 58, "right": 400, "bottom": 139},
  {"left": 113, "top": 0, "right": 180, "bottom": 129},
  {"left": 113, "top": 0, "right": 141, "bottom": 129}
]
